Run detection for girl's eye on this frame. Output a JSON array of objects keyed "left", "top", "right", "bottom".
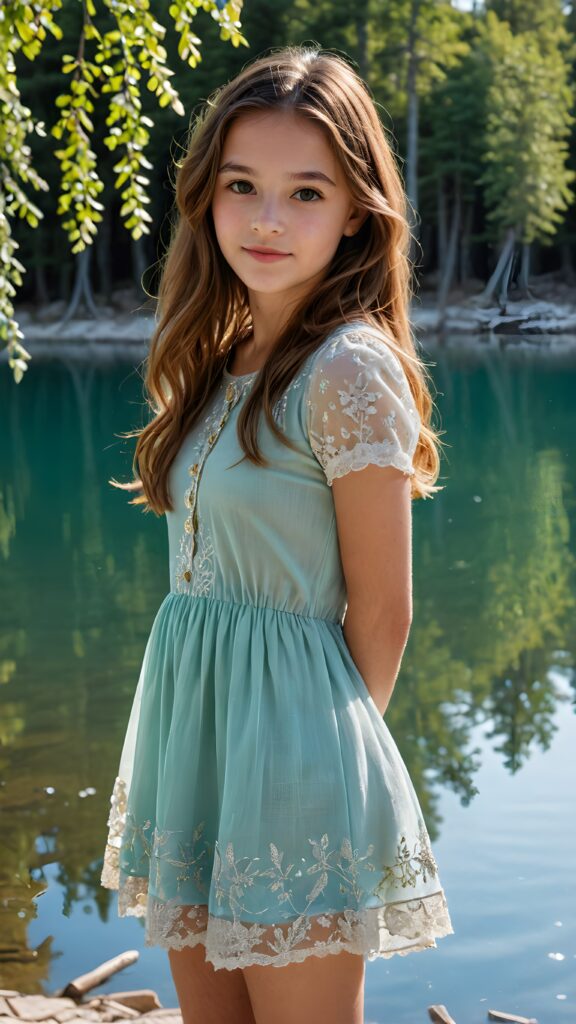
[
  {"left": 225, "top": 182, "right": 323, "bottom": 201},
  {"left": 228, "top": 180, "right": 254, "bottom": 195},
  {"left": 293, "top": 188, "right": 319, "bottom": 201}
]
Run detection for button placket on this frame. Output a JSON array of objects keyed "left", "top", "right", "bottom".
[{"left": 176, "top": 381, "right": 246, "bottom": 589}]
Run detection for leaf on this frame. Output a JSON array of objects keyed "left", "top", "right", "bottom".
[{"left": 306, "top": 871, "right": 328, "bottom": 902}]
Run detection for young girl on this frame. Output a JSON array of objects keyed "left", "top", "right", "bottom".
[{"left": 101, "top": 44, "right": 454, "bottom": 1024}]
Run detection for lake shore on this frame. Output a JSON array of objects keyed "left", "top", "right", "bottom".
[{"left": 2, "top": 280, "right": 576, "bottom": 365}]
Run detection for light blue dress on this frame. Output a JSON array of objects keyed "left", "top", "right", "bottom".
[{"left": 100, "top": 319, "right": 454, "bottom": 970}]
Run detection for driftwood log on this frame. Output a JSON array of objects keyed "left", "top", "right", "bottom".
[
  {"left": 0, "top": 953, "right": 181, "bottom": 1024},
  {"left": 488, "top": 1013, "right": 538, "bottom": 1023},
  {"left": 428, "top": 1006, "right": 458, "bottom": 1024},
  {"left": 427, "top": 1005, "right": 538, "bottom": 1024},
  {"left": 60, "top": 953, "right": 140, "bottom": 1001}
]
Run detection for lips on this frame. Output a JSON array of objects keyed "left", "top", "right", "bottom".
[
  {"left": 243, "top": 247, "right": 290, "bottom": 255},
  {"left": 242, "top": 246, "right": 292, "bottom": 264}
]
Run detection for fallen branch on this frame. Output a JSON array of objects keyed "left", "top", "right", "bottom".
[
  {"left": 428, "top": 1006, "right": 457, "bottom": 1024},
  {"left": 59, "top": 952, "right": 140, "bottom": 1000},
  {"left": 488, "top": 1012, "right": 538, "bottom": 1023}
]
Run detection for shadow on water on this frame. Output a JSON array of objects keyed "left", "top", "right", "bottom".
[{"left": 0, "top": 337, "right": 575, "bottom": 1020}]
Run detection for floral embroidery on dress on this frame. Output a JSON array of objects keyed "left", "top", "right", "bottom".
[
  {"left": 100, "top": 324, "right": 454, "bottom": 969},
  {"left": 188, "top": 515, "right": 215, "bottom": 597},
  {"left": 143, "top": 889, "right": 452, "bottom": 966},
  {"left": 100, "top": 776, "right": 452, "bottom": 967},
  {"left": 212, "top": 832, "right": 378, "bottom": 920},
  {"left": 305, "top": 326, "right": 421, "bottom": 486},
  {"left": 173, "top": 362, "right": 320, "bottom": 594},
  {"left": 174, "top": 378, "right": 253, "bottom": 595},
  {"left": 374, "top": 824, "right": 439, "bottom": 895},
  {"left": 271, "top": 363, "right": 309, "bottom": 430}
]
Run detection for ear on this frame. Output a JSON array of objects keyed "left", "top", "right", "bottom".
[{"left": 342, "top": 203, "right": 369, "bottom": 237}]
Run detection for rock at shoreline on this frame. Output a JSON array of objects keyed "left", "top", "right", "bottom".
[{"left": 1, "top": 291, "right": 575, "bottom": 366}]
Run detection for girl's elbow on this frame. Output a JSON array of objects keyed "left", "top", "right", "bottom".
[{"left": 346, "top": 595, "right": 413, "bottom": 634}]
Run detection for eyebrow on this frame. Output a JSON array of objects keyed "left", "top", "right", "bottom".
[{"left": 217, "top": 161, "right": 336, "bottom": 186}]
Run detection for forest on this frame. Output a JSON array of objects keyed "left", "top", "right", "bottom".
[{"left": 2, "top": 0, "right": 576, "bottom": 374}]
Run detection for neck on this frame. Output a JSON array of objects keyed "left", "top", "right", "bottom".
[{"left": 246, "top": 291, "right": 302, "bottom": 356}]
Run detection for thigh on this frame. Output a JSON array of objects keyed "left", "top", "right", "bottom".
[
  {"left": 168, "top": 941, "right": 257, "bottom": 1024},
  {"left": 242, "top": 949, "right": 365, "bottom": 1024}
]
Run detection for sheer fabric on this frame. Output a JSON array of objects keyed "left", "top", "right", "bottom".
[
  {"left": 100, "top": 320, "right": 454, "bottom": 970},
  {"left": 306, "top": 327, "right": 420, "bottom": 485}
]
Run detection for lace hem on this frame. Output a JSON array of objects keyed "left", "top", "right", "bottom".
[
  {"left": 100, "top": 775, "right": 127, "bottom": 889},
  {"left": 101, "top": 875, "right": 453, "bottom": 969},
  {"left": 325, "top": 442, "right": 416, "bottom": 487},
  {"left": 100, "top": 777, "right": 454, "bottom": 968}
]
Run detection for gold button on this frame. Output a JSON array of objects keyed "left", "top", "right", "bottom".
[{"left": 183, "top": 570, "right": 192, "bottom": 582}]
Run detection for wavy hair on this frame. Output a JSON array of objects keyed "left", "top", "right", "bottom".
[{"left": 113, "top": 45, "right": 445, "bottom": 513}]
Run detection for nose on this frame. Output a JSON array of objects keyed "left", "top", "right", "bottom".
[{"left": 250, "top": 196, "right": 284, "bottom": 235}]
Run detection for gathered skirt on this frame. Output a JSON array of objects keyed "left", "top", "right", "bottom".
[{"left": 100, "top": 591, "right": 454, "bottom": 970}]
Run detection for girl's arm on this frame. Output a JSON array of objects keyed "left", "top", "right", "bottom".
[{"left": 333, "top": 464, "right": 414, "bottom": 717}]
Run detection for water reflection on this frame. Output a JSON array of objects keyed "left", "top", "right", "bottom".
[{"left": 0, "top": 343, "right": 575, "bottom": 1007}]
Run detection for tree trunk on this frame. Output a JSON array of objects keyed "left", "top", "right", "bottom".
[
  {"left": 560, "top": 241, "right": 575, "bottom": 284},
  {"left": 59, "top": 256, "right": 72, "bottom": 305},
  {"left": 460, "top": 203, "right": 474, "bottom": 286},
  {"left": 33, "top": 252, "right": 50, "bottom": 306},
  {"left": 497, "top": 241, "right": 516, "bottom": 309},
  {"left": 96, "top": 205, "right": 113, "bottom": 300},
  {"left": 355, "top": 7, "right": 369, "bottom": 83},
  {"left": 437, "top": 175, "right": 447, "bottom": 273},
  {"left": 131, "top": 236, "right": 149, "bottom": 297},
  {"left": 406, "top": 0, "right": 421, "bottom": 260},
  {"left": 480, "top": 225, "right": 517, "bottom": 306},
  {"left": 59, "top": 246, "right": 100, "bottom": 326},
  {"left": 437, "top": 178, "right": 462, "bottom": 314},
  {"left": 517, "top": 242, "right": 536, "bottom": 298}
]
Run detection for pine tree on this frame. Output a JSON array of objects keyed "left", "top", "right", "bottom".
[
  {"left": 370, "top": 0, "right": 470, "bottom": 251},
  {"left": 476, "top": 10, "right": 576, "bottom": 305}
]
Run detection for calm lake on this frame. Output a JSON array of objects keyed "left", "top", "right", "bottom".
[{"left": 0, "top": 337, "right": 575, "bottom": 1023}]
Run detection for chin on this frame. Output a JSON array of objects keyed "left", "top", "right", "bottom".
[{"left": 243, "top": 271, "right": 297, "bottom": 291}]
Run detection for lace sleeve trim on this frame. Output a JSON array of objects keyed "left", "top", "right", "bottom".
[
  {"left": 326, "top": 441, "right": 416, "bottom": 487},
  {"left": 305, "top": 324, "right": 420, "bottom": 486}
]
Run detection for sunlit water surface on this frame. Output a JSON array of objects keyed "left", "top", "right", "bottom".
[{"left": 1, "top": 337, "right": 575, "bottom": 1023}]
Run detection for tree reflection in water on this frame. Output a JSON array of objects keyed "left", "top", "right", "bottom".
[{"left": 0, "top": 347, "right": 574, "bottom": 989}]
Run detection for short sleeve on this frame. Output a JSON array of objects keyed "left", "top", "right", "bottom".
[{"left": 305, "top": 326, "right": 421, "bottom": 487}]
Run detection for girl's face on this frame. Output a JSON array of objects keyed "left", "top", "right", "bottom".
[{"left": 211, "top": 109, "right": 366, "bottom": 308}]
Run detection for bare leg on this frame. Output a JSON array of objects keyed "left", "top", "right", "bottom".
[
  {"left": 168, "top": 942, "right": 257, "bottom": 1024},
  {"left": 242, "top": 949, "right": 365, "bottom": 1024}
]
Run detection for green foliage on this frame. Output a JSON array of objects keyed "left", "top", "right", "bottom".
[
  {"left": 2, "top": 0, "right": 576, "bottom": 386},
  {"left": 0, "top": 0, "right": 247, "bottom": 382},
  {"left": 486, "top": 0, "right": 570, "bottom": 45},
  {"left": 370, "top": 0, "right": 471, "bottom": 121},
  {"left": 476, "top": 10, "right": 576, "bottom": 245},
  {"left": 418, "top": 48, "right": 487, "bottom": 233}
]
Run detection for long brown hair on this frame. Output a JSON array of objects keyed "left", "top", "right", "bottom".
[{"left": 113, "top": 45, "right": 445, "bottom": 514}]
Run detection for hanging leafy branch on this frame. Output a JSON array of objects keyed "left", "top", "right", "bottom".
[{"left": 0, "top": 0, "right": 247, "bottom": 383}]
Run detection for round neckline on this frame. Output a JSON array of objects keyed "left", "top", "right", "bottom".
[
  {"left": 222, "top": 320, "right": 371, "bottom": 382},
  {"left": 223, "top": 348, "right": 261, "bottom": 380},
  {"left": 223, "top": 364, "right": 259, "bottom": 381}
]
